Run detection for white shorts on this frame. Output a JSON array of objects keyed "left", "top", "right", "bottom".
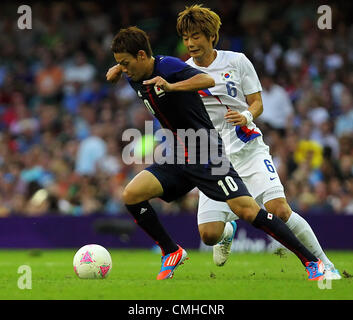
[{"left": 197, "top": 136, "right": 285, "bottom": 225}]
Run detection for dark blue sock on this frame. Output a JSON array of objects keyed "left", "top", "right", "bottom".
[
  {"left": 252, "top": 209, "right": 318, "bottom": 266},
  {"left": 125, "top": 201, "right": 179, "bottom": 255}
]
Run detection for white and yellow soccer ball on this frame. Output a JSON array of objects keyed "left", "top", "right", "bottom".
[{"left": 73, "top": 244, "right": 112, "bottom": 279}]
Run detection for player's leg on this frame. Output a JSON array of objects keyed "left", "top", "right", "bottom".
[
  {"left": 226, "top": 194, "right": 325, "bottom": 279},
  {"left": 197, "top": 191, "right": 239, "bottom": 266},
  {"left": 264, "top": 197, "right": 341, "bottom": 279},
  {"left": 123, "top": 169, "right": 163, "bottom": 204},
  {"left": 238, "top": 140, "right": 340, "bottom": 279},
  {"left": 123, "top": 164, "right": 193, "bottom": 280},
  {"left": 188, "top": 162, "right": 324, "bottom": 280},
  {"left": 198, "top": 221, "right": 226, "bottom": 245},
  {"left": 197, "top": 191, "right": 238, "bottom": 244},
  {"left": 200, "top": 220, "right": 237, "bottom": 265},
  {"left": 226, "top": 139, "right": 325, "bottom": 278},
  {"left": 123, "top": 169, "right": 179, "bottom": 256}
]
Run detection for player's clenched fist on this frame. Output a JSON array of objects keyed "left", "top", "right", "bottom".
[
  {"left": 224, "top": 109, "right": 247, "bottom": 126},
  {"left": 106, "top": 64, "right": 123, "bottom": 83}
]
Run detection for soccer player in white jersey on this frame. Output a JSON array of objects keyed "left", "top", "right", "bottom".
[{"left": 176, "top": 4, "right": 341, "bottom": 279}]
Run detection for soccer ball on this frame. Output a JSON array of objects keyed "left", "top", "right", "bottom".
[{"left": 73, "top": 244, "right": 112, "bottom": 279}]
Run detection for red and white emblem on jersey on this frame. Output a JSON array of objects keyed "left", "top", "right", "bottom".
[
  {"left": 154, "top": 85, "right": 165, "bottom": 97},
  {"left": 221, "top": 70, "right": 235, "bottom": 81},
  {"left": 267, "top": 213, "right": 273, "bottom": 220}
]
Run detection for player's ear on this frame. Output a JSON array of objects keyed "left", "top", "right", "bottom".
[{"left": 137, "top": 50, "right": 147, "bottom": 60}]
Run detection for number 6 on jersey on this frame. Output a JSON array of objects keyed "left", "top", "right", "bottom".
[{"left": 218, "top": 176, "right": 238, "bottom": 196}]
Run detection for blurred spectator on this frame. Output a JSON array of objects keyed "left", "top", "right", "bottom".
[
  {"left": 308, "top": 181, "right": 335, "bottom": 214},
  {"left": 334, "top": 89, "right": 353, "bottom": 137},
  {"left": 314, "top": 121, "right": 340, "bottom": 159},
  {"left": 97, "top": 137, "right": 121, "bottom": 175},
  {"left": 63, "top": 52, "right": 96, "bottom": 86},
  {"left": 253, "top": 31, "right": 282, "bottom": 75},
  {"left": 35, "top": 51, "right": 63, "bottom": 103},
  {"left": 75, "top": 124, "right": 107, "bottom": 175},
  {"left": 284, "top": 37, "right": 303, "bottom": 69},
  {"left": 258, "top": 73, "right": 294, "bottom": 133},
  {"left": 342, "top": 176, "right": 353, "bottom": 214}
]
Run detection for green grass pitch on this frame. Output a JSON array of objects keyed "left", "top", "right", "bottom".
[{"left": 0, "top": 249, "right": 352, "bottom": 300}]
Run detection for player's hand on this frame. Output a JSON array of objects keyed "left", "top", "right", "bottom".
[
  {"left": 224, "top": 110, "right": 247, "bottom": 126},
  {"left": 143, "top": 76, "right": 173, "bottom": 92},
  {"left": 106, "top": 64, "right": 123, "bottom": 83}
]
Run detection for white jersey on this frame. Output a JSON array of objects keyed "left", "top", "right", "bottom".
[
  {"left": 188, "top": 51, "right": 286, "bottom": 224},
  {"left": 186, "top": 50, "right": 263, "bottom": 156}
]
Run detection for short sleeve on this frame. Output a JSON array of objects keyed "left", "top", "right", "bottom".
[{"left": 237, "top": 53, "right": 262, "bottom": 95}]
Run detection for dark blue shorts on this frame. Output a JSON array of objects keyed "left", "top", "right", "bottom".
[{"left": 145, "top": 162, "right": 251, "bottom": 203}]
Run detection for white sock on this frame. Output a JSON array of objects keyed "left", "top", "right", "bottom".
[
  {"left": 218, "top": 222, "right": 233, "bottom": 243},
  {"left": 285, "top": 211, "right": 334, "bottom": 268}
]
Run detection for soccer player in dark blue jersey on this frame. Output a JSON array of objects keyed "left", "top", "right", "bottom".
[{"left": 107, "top": 26, "right": 325, "bottom": 281}]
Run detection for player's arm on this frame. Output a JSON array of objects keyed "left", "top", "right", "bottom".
[
  {"left": 245, "top": 91, "right": 263, "bottom": 119},
  {"left": 106, "top": 64, "right": 123, "bottom": 83},
  {"left": 225, "top": 91, "right": 263, "bottom": 126},
  {"left": 143, "top": 73, "right": 215, "bottom": 92},
  {"left": 225, "top": 53, "right": 264, "bottom": 126}
]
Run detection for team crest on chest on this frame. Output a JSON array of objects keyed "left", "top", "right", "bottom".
[
  {"left": 221, "top": 70, "right": 235, "bottom": 81},
  {"left": 154, "top": 85, "right": 165, "bottom": 97}
]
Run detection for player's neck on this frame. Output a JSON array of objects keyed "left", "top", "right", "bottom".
[
  {"left": 193, "top": 49, "right": 217, "bottom": 68},
  {"left": 143, "top": 56, "right": 155, "bottom": 79}
]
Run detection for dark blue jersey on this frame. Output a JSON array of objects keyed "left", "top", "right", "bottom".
[{"left": 127, "top": 55, "right": 224, "bottom": 164}]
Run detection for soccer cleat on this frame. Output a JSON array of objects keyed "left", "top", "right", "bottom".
[
  {"left": 157, "top": 245, "right": 188, "bottom": 280},
  {"left": 305, "top": 259, "right": 325, "bottom": 281},
  {"left": 213, "top": 221, "right": 237, "bottom": 267},
  {"left": 324, "top": 265, "right": 342, "bottom": 280}
]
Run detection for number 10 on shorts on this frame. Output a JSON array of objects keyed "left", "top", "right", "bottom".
[{"left": 218, "top": 176, "right": 238, "bottom": 196}]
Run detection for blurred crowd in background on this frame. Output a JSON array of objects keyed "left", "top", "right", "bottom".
[{"left": 0, "top": 0, "right": 352, "bottom": 217}]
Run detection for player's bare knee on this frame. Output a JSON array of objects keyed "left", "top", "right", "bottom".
[
  {"left": 273, "top": 205, "right": 291, "bottom": 222},
  {"left": 266, "top": 199, "right": 292, "bottom": 222},
  {"left": 228, "top": 197, "right": 260, "bottom": 223},
  {"left": 200, "top": 230, "right": 221, "bottom": 246},
  {"left": 236, "top": 208, "right": 257, "bottom": 222},
  {"left": 201, "top": 233, "right": 220, "bottom": 246}
]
